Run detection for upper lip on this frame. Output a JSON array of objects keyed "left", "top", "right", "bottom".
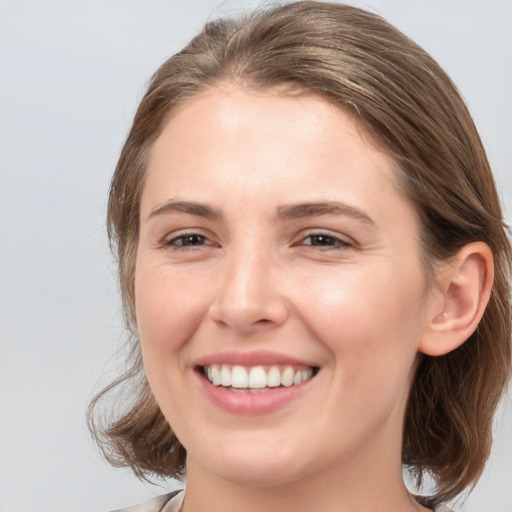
[{"left": 195, "top": 349, "right": 318, "bottom": 368}]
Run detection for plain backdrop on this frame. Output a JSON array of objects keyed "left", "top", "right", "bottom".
[{"left": 0, "top": 1, "right": 511, "bottom": 511}]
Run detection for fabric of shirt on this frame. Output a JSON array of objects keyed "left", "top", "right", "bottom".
[
  {"left": 111, "top": 491, "right": 181, "bottom": 512},
  {"left": 112, "top": 490, "right": 454, "bottom": 512}
]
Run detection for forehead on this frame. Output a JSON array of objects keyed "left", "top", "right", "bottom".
[
  {"left": 157, "top": 84, "right": 380, "bottom": 154},
  {"left": 143, "top": 86, "right": 402, "bottom": 212}
]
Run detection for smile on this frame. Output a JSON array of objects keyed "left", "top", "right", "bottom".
[{"left": 202, "top": 364, "right": 316, "bottom": 391}]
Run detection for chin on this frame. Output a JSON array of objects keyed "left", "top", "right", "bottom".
[
  {"left": 210, "top": 458, "right": 309, "bottom": 488},
  {"left": 189, "top": 435, "right": 317, "bottom": 488}
]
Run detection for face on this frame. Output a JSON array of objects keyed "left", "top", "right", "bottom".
[{"left": 135, "top": 87, "right": 434, "bottom": 488}]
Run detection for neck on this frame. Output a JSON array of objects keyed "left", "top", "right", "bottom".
[{"left": 181, "top": 438, "right": 430, "bottom": 512}]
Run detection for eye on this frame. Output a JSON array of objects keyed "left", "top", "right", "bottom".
[
  {"left": 301, "top": 232, "right": 352, "bottom": 249},
  {"left": 172, "top": 234, "right": 207, "bottom": 246},
  {"left": 163, "top": 232, "right": 213, "bottom": 250}
]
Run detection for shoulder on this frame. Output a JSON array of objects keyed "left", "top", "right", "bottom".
[{"left": 110, "top": 490, "right": 183, "bottom": 512}]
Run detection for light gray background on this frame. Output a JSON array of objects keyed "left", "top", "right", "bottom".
[{"left": 1, "top": 1, "right": 511, "bottom": 511}]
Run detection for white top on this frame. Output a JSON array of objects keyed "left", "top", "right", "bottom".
[{"left": 113, "top": 491, "right": 454, "bottom": 511}]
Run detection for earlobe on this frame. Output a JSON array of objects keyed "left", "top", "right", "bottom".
[{"left": 419, "top": 242, "right": 494, "bottom": 357}]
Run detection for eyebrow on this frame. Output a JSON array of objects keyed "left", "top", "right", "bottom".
[
  {"left": 148, "top": 200, "right": 222, "bottom": 221},
  {"left": 277, "top": 201, "right": 375, "bottom": 225},
  {"left": 147, "top": 199, "right": 375, "bottom": 225}
]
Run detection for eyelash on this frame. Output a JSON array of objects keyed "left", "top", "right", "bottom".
[
  {"left": 299, "top": 233, "right": 352, "bottom": 250},
  {"left": 161, "top": 231, "right": 352, "bottom": 252},
  {"left": 162, "top": 232, "right": 214, "bottom": 251}
]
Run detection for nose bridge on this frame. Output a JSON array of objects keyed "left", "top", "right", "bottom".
[
  {"left": 230, "top": 246, "right": 269, "bottom": 307},
  {"left": 209, "top": 240, "right": 288, "bottom": 331}
]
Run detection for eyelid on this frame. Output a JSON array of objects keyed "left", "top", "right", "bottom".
[
  {"left": 296, "top": 229, "right": 355, "bottom": 249},
  {"left": 159, "top": 229, "right": 217, "bottom": 249},
  {"left": 156, "top": 228, "right": 355, "bottom": 251}
]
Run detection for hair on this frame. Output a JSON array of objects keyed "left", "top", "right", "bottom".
[{"left": 88, "top": 0, "right": 512, "bottom": 503}]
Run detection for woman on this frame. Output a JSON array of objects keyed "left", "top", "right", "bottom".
[{"left": 89, "top": 2, "right": 512, "bottom": 511}]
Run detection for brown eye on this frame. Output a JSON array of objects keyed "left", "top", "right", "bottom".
[
  {"left": 305, "top": 234, "right": 336, "bottom": 246},
  {"left": 302, "top": 233, "right": 351, "bottom": 249},
  {"left": 165, "top": 233, "right": 212, "bottom": 249},
  {"left": 174, "top": 234, "right": 207, "bottom": 246}
]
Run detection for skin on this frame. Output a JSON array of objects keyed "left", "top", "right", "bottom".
[{"left": 134, "top": 86, "right": 441, "bottom": 511}]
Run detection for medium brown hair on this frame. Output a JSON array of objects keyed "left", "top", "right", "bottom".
[{"left": 88, "top": 1, "right": 512, "bottom": 502}]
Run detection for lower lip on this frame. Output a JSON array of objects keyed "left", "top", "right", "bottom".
[{"left": 195, "top": 370, "right": 315, "bottom": 415}]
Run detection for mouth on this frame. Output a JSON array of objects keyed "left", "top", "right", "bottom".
[{"left": 199, "top": 364, "right": 318, "bottom": 392}]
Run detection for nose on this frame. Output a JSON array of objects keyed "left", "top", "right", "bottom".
[{"left": 208, "top": 248, "right": 289, "bottom": 334}]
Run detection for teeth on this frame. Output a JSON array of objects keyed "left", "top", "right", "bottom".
[
  {"left": 221, "top": 365, "right": 231, "bottom": 387},
  {"left": 203, "top": 364, "right": 315, "bottom": 390},
  {"left": 211, "top": 365, "right": 222, "bottom": 386},
  {"left": 267, "top": 366, "right": 281, "bottom": 387},
  {"left": 281, "top": 367, "right": 294, "bottom": 387},
  {"left": 248, "top": 366, "right": 267, "bottom": 388},
  {"left": 301, "top": 368, "right": 313, "bottom": 382},
  {"left": 231, "top": 366, "right": 248, "bottom": 388}
]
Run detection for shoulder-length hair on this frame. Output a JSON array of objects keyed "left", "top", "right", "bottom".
[{"left": 88, "top": 1, "right": 512, "bottom": 502}]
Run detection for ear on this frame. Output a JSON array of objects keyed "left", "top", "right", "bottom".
[{"left": 419, "top": 242, "right": 494, "bottom": 356}]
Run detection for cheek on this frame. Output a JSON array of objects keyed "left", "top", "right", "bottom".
[
  {"left": 134, "top": 267, "right": 207, "bottom": 420},
  {"left": 301, "top": 263, "right": 426, "bottom": 365},
  {"left": 134, "top": 267, "right": 207, "bottom": 363},
  {"left": 305, "top": 267, "right": 425, "bottom": 427}
]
